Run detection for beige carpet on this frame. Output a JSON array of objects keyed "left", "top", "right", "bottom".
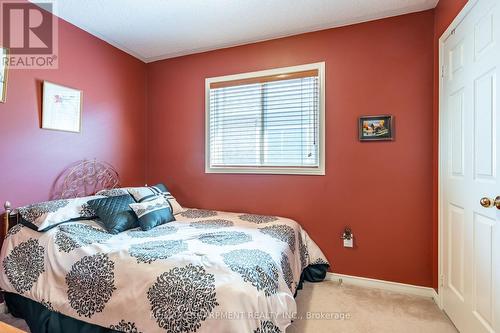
[
  {"left": 0, "top": 281, "right": 457, "bottom": 333},
  {"left": 288, "top": 280, "right": 457, "bottom": 333},
  {"left": 0, "top": 312, "right": 29, "bottom": 332}
]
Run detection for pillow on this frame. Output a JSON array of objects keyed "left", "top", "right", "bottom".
[
  {"left": 18, "top": 195, "right": 104, "bottom": 232},
  {"left": 95, "top": 188, "right": 129, "bottom": 197},
  {"left": 127, "top": 184, "right": 184, "bottom": 215},
  {"left": 99, "top": 184, "right": 184, "bottom": 215},
  {"left": 87, "top": 194, "right": 139, "bottom": 234},
  {"left": 129, "top": 196, "right": 175, "bottom": 231}
]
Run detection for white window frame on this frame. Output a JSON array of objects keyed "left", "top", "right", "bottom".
[{"left": 205, "top": 62, "right": 326, "bottom": 175}]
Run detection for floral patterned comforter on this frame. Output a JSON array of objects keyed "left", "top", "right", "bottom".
[{"left": 0, "top": 209, "right": 329, "bottom": 333}]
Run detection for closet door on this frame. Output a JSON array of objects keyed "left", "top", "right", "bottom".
[{"left": 441, "top": 0, "right": 500, "bottom": 332}]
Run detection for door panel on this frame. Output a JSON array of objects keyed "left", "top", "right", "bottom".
[
  {"left": 450, "top": 89, "right": 465, "bottom": 177},
  {"left": 474, "top": 10, "right": 494, "bottom": 59},
  {"left": 450, "top": 41, "right": 465, "bottom": 79},
  {"left": 474, "top": 70, "right": 496, "bottom": 180},
  {"left": 449, "top": 204, "right": 465, "bottom": 300},
  {"left": 473, "top": 212, "right": 494, "bottom": 328}
]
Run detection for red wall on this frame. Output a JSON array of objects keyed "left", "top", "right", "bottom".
[
  {"left": 0, "top": 13, "right": 147, "bottom": 208},
  {"left": 435, "top": 0, "right": 469, "bottom": 36},
  {"left": 0, "top": 2, "right": 465, "bottom": 288},
  {"left": 432, "top": 0, "right": 468, "bottom": 288},
  {"left": 147, "top": 11, "right": 435, "bottom": 287}
]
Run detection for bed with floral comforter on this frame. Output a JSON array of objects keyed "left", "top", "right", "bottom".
[{"left": 0, "top": 208, "right": 329, "bottom": 333}]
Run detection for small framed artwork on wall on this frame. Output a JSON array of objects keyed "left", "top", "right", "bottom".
[
  {"left": 42, "top": 81, "right": 83, "bottom": 133},
  {"left": 0, "top": 47, "right": 8, "bottom": 103},
  {"left": 359, "top": 115, "right": 394, "bottom": 141}
]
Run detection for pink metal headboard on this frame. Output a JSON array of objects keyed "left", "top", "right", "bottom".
[
  {"left": 54, "top": 160, "right": 120, "bottom": 199},
  {"left": 2, "top": 160, "right": 120, "bottom": 238}
]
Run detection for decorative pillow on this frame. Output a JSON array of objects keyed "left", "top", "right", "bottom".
[
  {"left": 95, "top": 188, "right": 129, "bottom": 197},
  {"left": 87, "top": 194, "right": 139, "bottom": 234},
  {"left": 18, "top": 195, "right": 103, "bottom": 232},
  {"left": 99, "top": 184, "right": 184, "bottom": 214},
  {"left": 127, "top": 183, "right": 184, "bottom": 215},
  {"left": 129, "top": 196, "right": 175, "bottom": 231}
]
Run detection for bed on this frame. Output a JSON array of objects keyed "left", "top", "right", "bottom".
[{"left": 0, "top": 161, "right": 330, "bottom": 333}]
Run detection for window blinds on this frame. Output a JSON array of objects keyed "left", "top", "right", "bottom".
[{"left": 208, "top": 69, "right": 320, "bottom": 169}]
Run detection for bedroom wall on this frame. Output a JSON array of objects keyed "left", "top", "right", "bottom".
[
  {"left": 432, "top": 0, "right": 469, "bottom": 288},
  {"left": 0, "top": 7, "right": 147, "bottom": 209},
  {"left": 147, "top": 11, "right": 435, "bottom": 287}
]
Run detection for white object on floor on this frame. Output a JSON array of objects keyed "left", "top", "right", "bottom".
[{"left": 0, "top": 302, "right": 8, "bottom": 314}]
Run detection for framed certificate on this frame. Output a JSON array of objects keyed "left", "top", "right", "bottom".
[{"left": 42, "top": 81, "right": 82, "bottom": 133}]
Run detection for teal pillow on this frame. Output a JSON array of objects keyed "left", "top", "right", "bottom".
[
  {"left": 129, "top": 196, "right": 175, "bottom": 231},
  {"left": 87, "top": 194, "right": 139, "bottom": 234}
]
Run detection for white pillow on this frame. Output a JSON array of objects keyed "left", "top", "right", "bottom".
[{"left": 18, "top": 195, "right": 104, "bottom": 231}]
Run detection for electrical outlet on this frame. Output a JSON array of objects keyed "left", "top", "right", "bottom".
[
  {"left": 341, "top": 227, "right": 354, "bottom": 248},
  {"left": 343, "top": 237, "right": 353, "bottom": 248}
]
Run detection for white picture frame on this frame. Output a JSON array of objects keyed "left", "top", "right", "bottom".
[
  {"left": 42, "top": 81, "right": 82, "bottom": 133},
  {"left": 0, "top": 47, "right": 8, "bottom": 103}
]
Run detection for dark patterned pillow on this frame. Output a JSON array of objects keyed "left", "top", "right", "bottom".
[
  {"left": 129, "top": 196, "right": 175, "bottom": 231},
  {"left": 87, "top": 195, "right": 139, "bottom": 234},
  {"left": 18, "top": 195, "right": 103, "bottom": 231}
]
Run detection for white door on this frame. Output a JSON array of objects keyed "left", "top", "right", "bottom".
[{"left": 441, "top": 0, "right": 500, "bottom": 332}]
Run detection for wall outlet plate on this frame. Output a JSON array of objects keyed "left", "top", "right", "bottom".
[{"left": 343, "top": 237, "right": 354, "bottom": 248}]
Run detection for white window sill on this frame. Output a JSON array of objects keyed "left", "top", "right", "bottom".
[{"left": 205, "top": 166, "right": 325, "bottom": 176}]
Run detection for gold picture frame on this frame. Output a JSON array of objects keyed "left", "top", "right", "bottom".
[
  {"left": 42, "top": 81, "right": 83, "bottom": 133},
  {"left": 0, "top": 47, "right": 8, "bottom": 103}
]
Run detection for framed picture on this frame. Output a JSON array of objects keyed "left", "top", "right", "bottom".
[
  {"left": 42, "top": 81, "right": 82, "bottom": 133},
  {"left": 0, "top": 47, "right": 8, "bottom": 103},
  {"left": 359, "top": 115, "right": 394, "bottom": 141}
]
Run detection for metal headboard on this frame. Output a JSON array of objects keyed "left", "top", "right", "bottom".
[
  {"left": 55, "top": 160, "right": 119, "bottom": 199},
  {"left": 2, "top": 160, "right": 120, "bottom": 236}
]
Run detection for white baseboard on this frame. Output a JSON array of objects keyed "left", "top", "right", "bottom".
[
  {"left": 325, "top": 273, "right": 438, "bottom": 301},
  {"left": 432, "top": 289, "right": 442, "bottom": 309}
]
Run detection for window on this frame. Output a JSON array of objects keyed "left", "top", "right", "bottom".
[{"left": 205, "top": 62, "right": 325, "bottom": 175}]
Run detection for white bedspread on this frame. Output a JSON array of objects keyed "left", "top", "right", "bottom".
[{"left": 0, "top": 208, "right": 329, "bottom": 333}]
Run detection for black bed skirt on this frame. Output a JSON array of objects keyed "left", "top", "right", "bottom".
[
  {"left": 5, "top": 263, "right": 329, "bottom": 333},
  {"left": 5, "top": 291, "right": 118, "bottom": 333}
]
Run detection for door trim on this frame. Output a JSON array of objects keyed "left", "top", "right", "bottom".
[{"left": 437, "top": 0, "right": 480, "bottom": 311}]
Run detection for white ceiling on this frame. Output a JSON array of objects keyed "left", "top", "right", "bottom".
[{"left": 36, "top": 0, "right": 438, "bottom": 63}]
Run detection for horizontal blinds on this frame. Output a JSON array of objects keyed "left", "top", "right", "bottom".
[{"left": 209, "top": 70, "right": 320, "bottom": 168}]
